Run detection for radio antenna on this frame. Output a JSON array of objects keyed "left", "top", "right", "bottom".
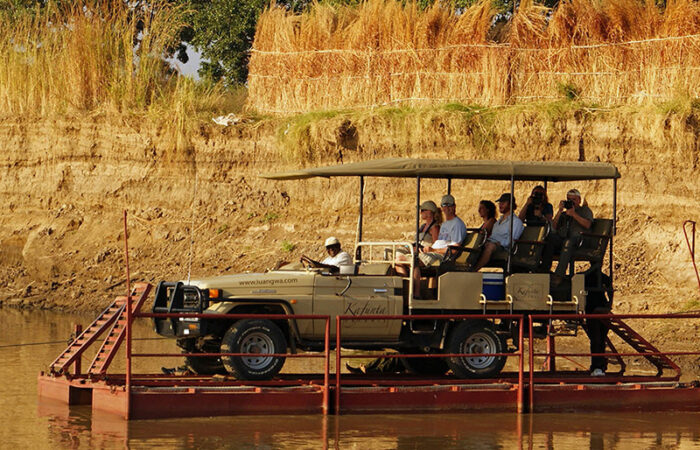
[{"left": 186, "top": 169, "right": 198, "bottom": 284}]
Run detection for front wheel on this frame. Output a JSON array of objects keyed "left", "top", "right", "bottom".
[
  {"left": 220, "top": 319, "right": 287, "bottom": 380},
  {"left": 445, "top": 320, "right": 507, "bottom": 379}
]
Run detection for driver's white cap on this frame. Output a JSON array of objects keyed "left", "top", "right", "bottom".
[{"left": 325, "top": 237, "right": 340, "bottom": 247}]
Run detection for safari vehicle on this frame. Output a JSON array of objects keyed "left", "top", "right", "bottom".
[{"left": 152, "top": 158, "right": 619, "bottom": 380}]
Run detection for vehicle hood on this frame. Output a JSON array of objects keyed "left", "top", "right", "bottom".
[{"left": 184, "top": 271, "right": 315, "bottom": 295}]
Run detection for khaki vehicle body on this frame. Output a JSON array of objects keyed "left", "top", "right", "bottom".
[
  {"left": 155, "top": 264, "right": 587, "bottom": 348},
  {"left": 152, "top": 158, "right": 617, "bottom": 380},
  {"left": 189, "top": 270, "right": 404, "bottom": 340}
]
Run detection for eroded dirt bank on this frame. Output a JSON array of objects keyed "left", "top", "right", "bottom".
[{"left": 1, "top": 108, "right": 698, "bottom": 319}]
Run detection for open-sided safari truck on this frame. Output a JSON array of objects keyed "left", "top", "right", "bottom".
[{"left": 152, "top": 158, "right": 619, "bottom": 380}]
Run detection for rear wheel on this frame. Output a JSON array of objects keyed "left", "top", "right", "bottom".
[
  {"left": 445, "top": 321, "right": 507, "bottom": 379},
  {"left": 220, "top": 319, "right": 287, "bottom": 380}
]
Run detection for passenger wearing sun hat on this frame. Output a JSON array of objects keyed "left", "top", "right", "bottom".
[
  {"left": 417, "top": 194, "right": 467, "bottom": 267},
  {"left": 417, "top": 200, "right": 442, "bottom": 246},
  {"left": 405, "top": 194, "right": 467, "bottom": 299}
]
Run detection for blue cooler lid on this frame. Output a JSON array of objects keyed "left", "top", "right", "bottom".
[{"left": 482, "top": 273, "right": 505, "bottom": 282}]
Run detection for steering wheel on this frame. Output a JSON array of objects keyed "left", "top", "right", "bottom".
[{"left": 300, "top": 255, "right": 314, "bottom": 269}]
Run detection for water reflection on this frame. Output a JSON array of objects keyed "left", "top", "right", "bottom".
[
  {"left": 38, "top": 401, "right": 93, "bottom": 448},
  {"left": 3, "top": 309, "right": 700, "bottom": 448},
  {"left": 35, "top": 404, "right": 700, "bottom": 449}
]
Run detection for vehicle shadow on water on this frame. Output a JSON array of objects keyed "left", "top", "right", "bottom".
[{"left": 36, "top": 402, "right": 700, "bottom": 449}]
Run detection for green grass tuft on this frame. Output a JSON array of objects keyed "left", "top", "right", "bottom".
[
  {"left": 281, "top": 240, "right": 296, "bottom": 252},
  {"left": 261, "top": 212, "right": 279, "bottom": 223}
]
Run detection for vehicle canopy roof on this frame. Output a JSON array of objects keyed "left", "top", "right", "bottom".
[{"left": 260, "top": 158, "right": 620, "bottom": 182}]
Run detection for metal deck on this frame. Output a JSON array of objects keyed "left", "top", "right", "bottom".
[{"left": 38, "top": 371, "right": 700, "bottom": 420}]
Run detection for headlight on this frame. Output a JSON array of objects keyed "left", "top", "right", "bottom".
[{"left": 183, "top": 290, "right": 199, "bottom": 309}]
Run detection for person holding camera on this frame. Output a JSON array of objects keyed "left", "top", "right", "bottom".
[
  {"left": 541, "top": 189, "right": 593, "bottom": 282},
  {"left": 518, "top": 185, "right": 553, "bottom": 226}
]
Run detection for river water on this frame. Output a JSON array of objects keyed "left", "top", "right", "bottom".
[{"left": 1, "top": 308, "right": 700, "bottom": 449}]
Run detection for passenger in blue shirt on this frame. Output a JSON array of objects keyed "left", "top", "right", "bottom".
[
  {"left": 419, "top": 194, "right": 467, "bottom": 266},
  {"left": 472, "top": 193, "right": 524, "bottom": 271},
  {"left": 411, "top": 194, "right": 467, "bottom": 299}
]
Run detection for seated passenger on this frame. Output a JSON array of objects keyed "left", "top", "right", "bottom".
[
  {"left": 518, "top": 185, "right": 554, "bottom": 227},
  {"left": 418, "top": 194, "right": 467, "bottom": 266},
  {"left": 472, "top": 193, "right": 525, "bottom": 271},
  {"left": 478, "top": 200, "right": 497, "bottom": 237},
  {"left": 417, "top": 200, "right": 442, "bottom": 247},
  {"left": 412, "top": 194, "right": 467, "bottom": 298},
  {"left": 300, "top": 237, "right": 352, "bottom": 272},
  {"left": 541, "top": 189, "right": 593, "bottom": 283},
  {"left": 347, "top": 200, "right": 446, "bottom": 374},
  {"left": 395, "top": 200, "right": 442, "bottom": 267}
]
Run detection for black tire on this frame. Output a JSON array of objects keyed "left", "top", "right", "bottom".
[
  {"left": 445, "top": 320, "right": 507, "bottom": 379},
  {"left": 400, "top": 350, "right": 449, "bottom": 376},
  {"left": 178, "top": 338, "right": 226, "bottom": 375},
  {"left": 220, "top": 319, "right": 287, "bottom": 380}
]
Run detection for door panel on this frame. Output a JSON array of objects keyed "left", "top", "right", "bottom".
[{"left": 312, "top": 275, "right": 402, "bottom": 340}]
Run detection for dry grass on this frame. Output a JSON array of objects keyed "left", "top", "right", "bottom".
[
  {"left": 248, "top": 0, "right": 700, "bottom": 114},
  {"left": 0, "top": 1, "right": 237, "bottom": 150}
]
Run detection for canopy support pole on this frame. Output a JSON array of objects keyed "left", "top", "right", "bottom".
[
  {"left": 447, "top": 178, "right": 452, "bottom": 195},
  {"left": 356, "top": 176, "right": 364, "bottom": 261},
  {"left": 507, "top": 175, "right": 515, "bottom": 274},
  {"left": 610, "top": 178, "right": 617, "bottom": 282},
  {"left": 415, "top": 177, "right": 421, "bottom": 247},
  {"left": 412, "top": 176, "right": 421, "bottom": 302}
]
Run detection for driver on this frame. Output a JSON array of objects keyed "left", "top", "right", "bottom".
[{"left": 300, "top": 237, "right": 353, "bottom": 271}]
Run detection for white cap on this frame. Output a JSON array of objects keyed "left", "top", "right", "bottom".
[
  {"left": 440, "top": 194, "right": 456, "bottom": 206},
  {"left": 325, "top": 237, "right": 340, "bottom": 247}
]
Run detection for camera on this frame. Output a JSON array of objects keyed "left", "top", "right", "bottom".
[
  {"left": 563, "top": 200, "right": 574, "bottom": 209},
  {"left": 531, "top": 192, "right": 544, "bottom": 207}
]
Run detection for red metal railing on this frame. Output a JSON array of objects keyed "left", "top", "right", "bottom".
[
  {"left": 527, "top": 313, "right": 700, "bottom": 411},
  {"left": 113, "top": 310, "right": 699, "bottom": 416},
  {"left": 130, "top": 312, "right": 332, "bottom": 415},
  {"left": 123, "top": 211, "right": 133, "bottom": 418},
  {"left": 683, "top": 220, "right": 700, "bottom": 293},
  {"left": 334, "top": 314, "right": 526, "bottom": 414}
]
